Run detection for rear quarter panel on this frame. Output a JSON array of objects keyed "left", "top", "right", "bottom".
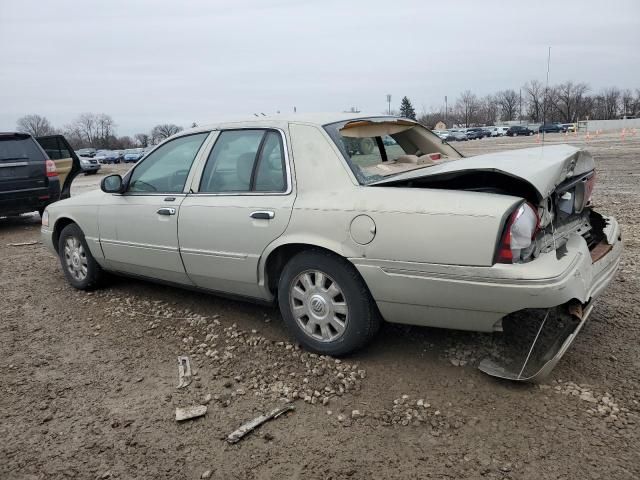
[{"left": 282, "top": 122, "right": 521, "bottom": 267}]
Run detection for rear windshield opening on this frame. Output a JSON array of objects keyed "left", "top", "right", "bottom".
[{"left": 324, "top": 118, "right": 461, "bottom": 185}]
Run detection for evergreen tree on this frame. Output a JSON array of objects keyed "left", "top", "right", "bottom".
[{"left": 399, "top": 96, "right": 416, "bottom": 119}]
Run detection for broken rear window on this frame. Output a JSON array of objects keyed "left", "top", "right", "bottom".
[{"left": 324, "top": 118, "right": 461, "bottom": 185}]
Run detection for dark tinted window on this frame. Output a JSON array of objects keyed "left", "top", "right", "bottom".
[
  {"left": 0, "top": 136, "right": 45, "bottom": 162},
  {"left": 199, "top": 129, "right": 286, "bottom": 193},
  {"left": 37, "top": 137, "right": 71, "bottom": 160}
]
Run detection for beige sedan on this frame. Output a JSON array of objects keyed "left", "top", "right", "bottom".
[{"left": 41, "top": 113, "right": 622, "bottom": 381}]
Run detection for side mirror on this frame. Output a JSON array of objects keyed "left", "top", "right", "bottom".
[{"left": 101, "top": 174, "right": 124, "bottom": 194}]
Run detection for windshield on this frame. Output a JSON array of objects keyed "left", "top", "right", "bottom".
[{"left": 324, "top": 117, "right": 462, "bottom": 184}]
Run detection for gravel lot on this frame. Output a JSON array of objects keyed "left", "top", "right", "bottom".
[{"left": 1, "top": 132, "right": 639, "bottom": 479}]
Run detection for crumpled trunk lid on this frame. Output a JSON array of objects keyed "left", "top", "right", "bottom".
[{"left": 372, "top": 145, "right": 594, "bottom": 200}]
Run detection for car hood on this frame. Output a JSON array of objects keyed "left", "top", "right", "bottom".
[{"left": 371, "top": 144, "right": 594, "bottom": 199}]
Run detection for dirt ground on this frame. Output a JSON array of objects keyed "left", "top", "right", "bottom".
[{"left": 1, "top": 132, "right": 639, "bottom": 480}]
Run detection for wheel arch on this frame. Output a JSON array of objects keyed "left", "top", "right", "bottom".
[
  {"left": 261, "top": 239, "right": 359, "bottom": 296},
  {"left": 52, "top": 216, "right": 78, "bottom": 253}
]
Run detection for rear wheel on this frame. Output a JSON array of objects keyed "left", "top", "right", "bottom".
[
  {"left": 278, "top": 250, "right": 380, "bottom": 356},
  {"left": 58, "top": 223, "right": 103, "bottom": 290}
]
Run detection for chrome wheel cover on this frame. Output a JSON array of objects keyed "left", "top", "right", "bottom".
[
  {"left": 63, "top": 236, "right": 88, "bottom": 281},
  {"left": 289, "top": 270, "right": 348, "bottom": 342}
]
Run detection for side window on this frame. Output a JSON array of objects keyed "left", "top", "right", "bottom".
[
  {"left": 199, "top": 129, "right": 287, "bottom": 193},
  {"left": 254, "top": 131, "right": 286, "bottom": 192},
  {"left": 36, "top": 137, "right": 70, "bottom": 160},
  {"left": 128, "top": 133, "right": 208, "bottom": 193}
]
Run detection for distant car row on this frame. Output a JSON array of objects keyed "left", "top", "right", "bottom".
[
  {"left": 75, "top": 147, "right": 149, "bottom": 164},
  {"left": 433, "top": 123, "right": 576, "bottom": 141}
]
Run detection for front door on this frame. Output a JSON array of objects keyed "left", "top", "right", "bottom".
[
  {"left": 179, "top": 128, "right": 294, "bottom": 298},
  {"left": 99, "top": 132, "right": 211, "bottom": 284}
]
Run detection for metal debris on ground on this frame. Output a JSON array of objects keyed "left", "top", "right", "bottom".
[
  {"left": 177, "top": 355, "right": 192, "bottom": 389},
  {"left": 175, "top": 405, "right": 207, "bottom": 421},
  {"left": 226, "top": 404, "right": 295, "bottom": 444},
  {"left": 7, "top": 241, "right": 39, "bottom": 247}
]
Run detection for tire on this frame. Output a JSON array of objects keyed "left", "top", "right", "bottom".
[
  {"left": 58, "top": 223, "right": 103, "bottom": 290},
  {"left": 277, "top": 250, "right": 381, "bottom": 356}
]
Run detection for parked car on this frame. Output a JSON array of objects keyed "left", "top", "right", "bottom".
[
  {"left": 115, "top": 150, "right": 125, "bottom": 161},
  {"left": 443, "top": 130, "right": 467, "bottom": 141},
  {"left": 76, "top": 148, "right": 96, "bottom": 158},
  {"left": 506, "top": 125, "right": 535, "bottom": 136},
  {"left": 481, "top": 127, "right": 493, "bottom": 138},
  {"left": 465, "top": 127, "right": 486, "bottom": 140},
  {"left": 539, "top": 123, "right": 564, "bottom": 133},
  {"left": 41, "top": 114, "right": 622, "bottom": 381},
  {"left": 562, "top": 123, "right": 577, "bottom": 133},
  {"left": 0, "top": 132, "right": 80, "bottom": 217},
  {"left": 95, "top": 150, "right": 120, "bottom": 164},
  {"left": 123, "top": 148, "right": 144, "bottom": 163},
  {"left": 492, "top": 126, "right": 510, "bottom": 137},
  {"left": 78, "top": 155, "right": 101, "bottom": 175}
]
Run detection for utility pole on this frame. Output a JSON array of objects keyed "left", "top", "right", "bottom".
[
  {"left": 519, "top": 88, "right": 522, "bottom": 125},
  {"left": 444, "top": 95, "right": 448, "bottom": 125},
  {"left": 386, "top": 94, "right": 391, "bottom": 115}
]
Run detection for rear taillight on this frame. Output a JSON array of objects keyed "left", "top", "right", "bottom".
[
  {"left": 585, "top": 171, "right": 596, "bottom": 204},
  {"left": 45, "top": 159, "right": 58, "bottom": 177},
  {"left": 496, "top": 203, "right": 539, "bottom": 264}
]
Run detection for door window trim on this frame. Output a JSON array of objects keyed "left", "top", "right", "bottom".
[
  {"left": 123, "top": 131, "right": 214, "bottom": 196},
  {"left": 189, "top": 127, "right": 293, "bottom": 197}
]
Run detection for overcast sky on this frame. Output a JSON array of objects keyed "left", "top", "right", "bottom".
[{"left": 1, "top": 0, "right": 639, "bottom": 136}]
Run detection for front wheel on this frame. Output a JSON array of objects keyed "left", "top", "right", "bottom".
[
  {"left": 278, "top": 250, "right": 380, "bottom": 356},
  {"left": 58, "top": 223, "right": 103, "bottom": 290}
]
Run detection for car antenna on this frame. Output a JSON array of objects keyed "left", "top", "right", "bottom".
[{"left": 541, "top": 46, "right": 551, "bottom": 146}]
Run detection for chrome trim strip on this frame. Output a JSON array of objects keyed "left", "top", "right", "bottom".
[
  {"left": 0, "top": 161, "right": 28, "bottom": 168},
  {"left": 100, "top": 238, "right": 178, "bottom": 252},
  {"left": 180, "top": 247, "right": 247, "bottom": 259}
]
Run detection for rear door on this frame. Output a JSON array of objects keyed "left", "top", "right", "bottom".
[
  {"left": 179, "top": 128, "right": 294, "bottom": 298},
  {"left": 0, "top": 133, "right": 47, "bottom": 195},
  {"left": 36, "top": 135, "right": 81, "bottom": 198}
]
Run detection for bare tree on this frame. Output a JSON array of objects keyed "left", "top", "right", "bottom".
[
  {"left": 96, "top": 114, "right": 116, "bottom": 146},
  {"left": 135, "top": 133, "right": 150, "bottom": 147},
  {"left": 478, "top": 94, "right": 499, "bottom": 125},
  {"left": 621, "top": 89, "right": 635, "bottom": 117},
  {"left": 70, "top": 113, "right": 98, "bottom": 145},
  {"left": 551, "top": 82, "right": 590, "bottom": 122},
  {"left": 455, "top": 91, "right": 481, "bottom": 127},
  {"left": 16, "top": 114, "right": 55, "bottom": 137},
  {"left": 524, "top": 80, "right": 545, "bottom": 122},
  {"left": 151, "top": 124, "right": 183, "bottom": 143},
  {"left": 496, "top": 89, "right": 519, "bottom": 121}
]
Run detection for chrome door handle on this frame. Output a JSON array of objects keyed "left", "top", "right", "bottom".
[
  {"left": 250, "top": 210, "right": 275, "bottom": 220},
  {"left": 157, "top": 207, "right": 176, "bottom": 216}
]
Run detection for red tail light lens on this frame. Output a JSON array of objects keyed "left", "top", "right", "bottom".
[
  {"left": 46, "top": 159, "right": 58, "bottom": 177},
  {"left": 496, "top": 203, "right": 539, "bottom": 264},
  {"left": 585, "top": 171, "right": 596, "bottom": 204}
]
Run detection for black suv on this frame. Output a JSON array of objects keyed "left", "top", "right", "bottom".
[
  {"left": 538, "top": 123, "right": 565, "bottom": 133},
  {"left": 0, "top": 133, "right": 80, "bottom": 217},
  {"left": 506, "top": 126, "right": 534, "bottom": 137}
]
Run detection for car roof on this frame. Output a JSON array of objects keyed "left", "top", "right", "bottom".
[
  {"left": 175, "top": 113, "right": 411, "bottom": 137},
  {"left": 0, "top": 132, "right": 31, "bottom": 139}
]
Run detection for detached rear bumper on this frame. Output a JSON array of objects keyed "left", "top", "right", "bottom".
[{"left": 352, "top": 214, "right": 622, "bottom": 332}]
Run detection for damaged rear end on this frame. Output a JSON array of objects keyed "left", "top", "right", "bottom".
[{"left": 374, "top": 145, "right": 622, "bottom": 381}]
